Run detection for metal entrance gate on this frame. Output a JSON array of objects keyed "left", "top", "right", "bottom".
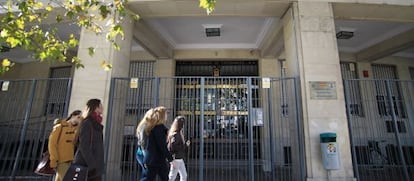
[
  {"left": 0, "top": 79, "right": 72, "bottom": 180},
  {"left": 344, "top": 79, "right": 414, "bottom": 181},
  {"left": 106, "top": 77, "right": 305, "bottom": 181}
]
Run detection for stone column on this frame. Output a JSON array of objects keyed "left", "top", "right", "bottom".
[
  {"left": 283, "top": 2, "right": 355, "bottom": 180},
  {"left": 68, "top": 16, "right": 134, "bottom": 180}
]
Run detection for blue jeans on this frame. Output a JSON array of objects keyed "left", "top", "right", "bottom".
[
  {"left": 136, "top": 147, "right": 145, "bottom": 170},
  {"left": 136, "top": 148, "right": 169, "bottom": 181}
]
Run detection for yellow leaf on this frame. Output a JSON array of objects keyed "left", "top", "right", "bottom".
[
  {"left": 104, "top": 65, "right": 111, "bottom": 71},
  {"left": 16, "top": 19, "right": 25, "bottom": 29},
  {"left": 101, "top": 61, "right": 112, "bottom": 71},
  {"left": 100, "top": 61, "right": 106, "bottom": 67},
  {"left": 35, "top": 2, "right": 44, "bottom": 8},
  {"left": 29, "top": 15, "right": 37, "bottom": 21},
  {"left": 2, "top": 59, "right": 11, "bottom": 67},
  {"left": 0, "top": 29, "right": 9, "bottom": 37},
  {"left": 46, "top": 5, "right": 53, "bottom": 11},
  {"left": 6, "top": 37, "right": 19, "bottom": 47}
]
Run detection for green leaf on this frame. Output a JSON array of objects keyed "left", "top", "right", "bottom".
[
  {"left": 66, "top": 11, "right": 74, "bottom": 19},
  {"left": 88, "top": 47, "right": 95, "bottom": 56},
  {"left": 113, "top": 43, "right": 120, "bottom": 50},
  {"left": 99, "top": 5, "right": 110, "bottom": 19},
  {"left": 56, "top": 15, "right": 63, "bottom": 22},
  {"left": 6, "top": 37, "right": 21, "bottom": 48},
  {"left": 68, "top": 34, "right": 78, "bottom": 47}
]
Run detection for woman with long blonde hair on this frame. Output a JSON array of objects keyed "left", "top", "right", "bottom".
[{"left": 136, "top": 106, "right": 174, "bottom": 181}]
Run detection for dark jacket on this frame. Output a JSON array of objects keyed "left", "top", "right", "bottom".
[
  {"left": 168, "top": 133, "right": 187, "bottom": 159},
  {"left": 143, "top": 124, "right": 173, "bottom": 166},
  {"left": 73, "top": 117, "right": 104, "bottom": 179}
]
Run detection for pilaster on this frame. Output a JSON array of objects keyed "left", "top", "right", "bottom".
[
  {"left": 68, "top": 16, "right": 134, "bottom": 180},
  {"left": 283, "top": 2, "right": 355, "bottom": 180}
]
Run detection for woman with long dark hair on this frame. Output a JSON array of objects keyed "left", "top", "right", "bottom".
[
  {"left": 167, "top": 116, "right": 190, "bottom": 181},
  {"left": 73, "top": 98, "right": 104, "bottom": 181}
]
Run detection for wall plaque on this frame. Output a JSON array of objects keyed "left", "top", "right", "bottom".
[{"left": 309, "top": 81, "right": 337, "bottom": 100}]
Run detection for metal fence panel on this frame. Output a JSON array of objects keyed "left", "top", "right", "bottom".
[
  {"left": 344, "top": 79, "right": 414, "bottom": 181},
  {"left": 0, "top": 79, "right": 72, "bottom": 181},
  {"left": 0, "top": 77, "right": 304, "bottom": 181},
  {"left": 106, "top": 77, "right": 305, "bottom": 181}
]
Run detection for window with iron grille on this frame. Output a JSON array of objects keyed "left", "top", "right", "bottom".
[
  {"left": 385, "top": 120, "right": 407, "bottom": 133},
  {"left": 129, "top": 61, "right": 155, "bottom": 77},
  {"left": 127, "top": 61, "right": 155, "bottom": 114},
  {"left": 372, "top": 64, "right": 406, "bottom": 118},
  {"left": 341, "top": 62, "right": 363, "bottom": 116},
  {"left": 175, "top": 61, "right": 258, "bottom": 76},
  {"left": 45, "top": 66, "right": 71, "bottom": 116},
  {"left": 284, "top": 146, "right": 292, "bottom": 166}
]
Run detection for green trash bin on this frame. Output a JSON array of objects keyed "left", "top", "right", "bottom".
[
  {"left": 320, "top": 132, "right": 337, "bottom": 143},
  {"left": 320, "top": 132, "right": 340, "bottom": 170}
]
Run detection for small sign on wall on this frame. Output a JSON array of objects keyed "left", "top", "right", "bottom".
[
  {"left": 309, "top": 81, "right": 337, "bottom": 100},
  {"left": 1, "top": 81, "right": 9, "bottom": 91},
  {"left": 262, "top": 77, "right": 270, "bottom": 89},
  {"left": 130, "top": 78, "right": 138, "bottom": 89}
]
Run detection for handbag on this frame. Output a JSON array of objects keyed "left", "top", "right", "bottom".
[
  {"left": 34, "top": 121, "right": 64, "bottom": 176},
  {"left": 34, "top": 151, "right": 54, "bottom": 176},
  {"left": 62, "top": 164, "right": 88, "bottom": 181},
  {"left": 63, "top": 123, "right": 93, "bottom": 181}
]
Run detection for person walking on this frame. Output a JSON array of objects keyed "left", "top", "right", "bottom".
[
  {"left": 167, "top": 116, "right": 191, "bottom": 181},
  {"left": 73, "top": 98, "right": 105, "bottom": 181},
  {"left": 136, "top": 106, "right": 174, "bottom": 181},
  {"left": 48, "top": 110, "right": 82, "bottom": 181},
  {"left": 136, "top": 108, "right": 153, "bottom": 170}
]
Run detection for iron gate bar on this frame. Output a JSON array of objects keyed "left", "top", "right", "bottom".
[
  {"left": 63, "top": 79, "right": 73, "bottom": 117},
  {"left": 267, "top": 80, "right": 276, "bottom": 180},
  {"left": 10, "top": 80, "right": 36, "bottom": 181},
  {"left": 385, "top": 80, "right": 409, "bottom": 181},
  {"left": 344, "top": 80, "right": 360, "bottom": 181},
  {"left": 199, "top": 77, "right": 205, "bottom": 181},
  {"left": 154, "top": 77, "right": 160, "bottom": 106},
  {"left": 247, "top": 78, "right": 254, "bottom": 181}
]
